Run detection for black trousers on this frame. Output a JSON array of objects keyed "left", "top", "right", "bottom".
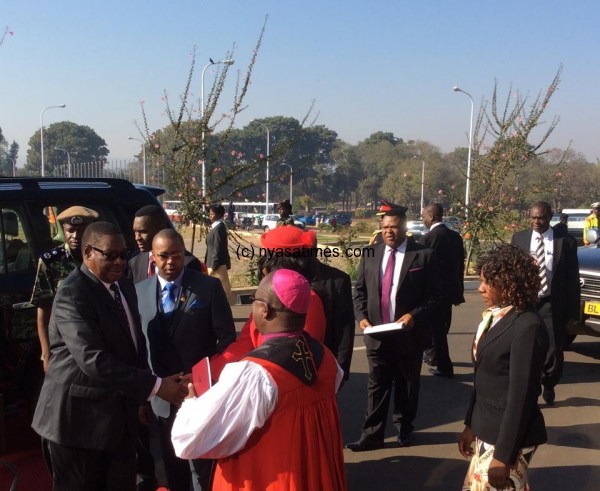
[
  {"left": 157, "top": 409, "right": 214, "bottom": 491},
  {"left": 537, "top": 299, "right": 564, "bottom": 389},
  {"left": 360, "top": 347, "right": 423, "bottom": 442},
  {"left": 424, "top": 301, "right": 454, "bottom": 374},
  {"left": 136, "top": 421, "right": 156, "bottom": 482},
  {"left": 44, "top": 436, "right": 136, "bottom": 491}
]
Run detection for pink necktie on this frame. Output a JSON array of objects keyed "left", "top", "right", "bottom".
[{"left": 381, "top": 249, "right": 397, "bottom": 323}]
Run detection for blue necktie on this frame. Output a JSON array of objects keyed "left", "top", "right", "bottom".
[{"left": 163, "top": 282, "right": 176, "bottom": 317}]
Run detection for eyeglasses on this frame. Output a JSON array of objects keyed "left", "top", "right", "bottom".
[
  {"left": 249, "top": 296, "right": 284, "bottom": 312},
  {"left": 88, "top": 245, "right": 128, "bottom": 261},
  {"left": 154, "top": 251, "right": 185, "bottom": 260}
]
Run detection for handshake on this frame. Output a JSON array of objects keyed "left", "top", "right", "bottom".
[{"left": 156, "top": 372, "right": 192, "bottom": 406}]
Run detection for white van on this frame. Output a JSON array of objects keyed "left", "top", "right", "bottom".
[{"left": 551, "top": 208, "right": 590, "bottom": 245}]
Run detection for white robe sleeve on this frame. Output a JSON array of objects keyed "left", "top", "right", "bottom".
[{"left": 171, "top": 360, "right": 278, "bottom": 460}]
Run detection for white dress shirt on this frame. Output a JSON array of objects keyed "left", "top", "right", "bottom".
[{"left": 380, "top": 239, "right": 408, "bottom": 322}]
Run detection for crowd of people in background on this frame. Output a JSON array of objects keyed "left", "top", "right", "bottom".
[{"left": 28, "top": 195, "right": 584, "bottom": 491}]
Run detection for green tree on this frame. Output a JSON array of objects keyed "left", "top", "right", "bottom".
[
  {"left": 464, "top": 67, "right": 565, "bottom": 270},
  {"left": 25, "top": 121, "right": 109, "bottom": 176}
]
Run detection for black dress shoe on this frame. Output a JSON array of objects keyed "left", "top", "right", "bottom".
[
  {"left": 397, "top": 431, "right": 413, "bottom": 447},
  {"left": 543, "top": 386, "right": 555, "bottom": 406},
  {"left": 428, "top": 367, "right": 454, "bottom": 378},
  {"left": 345, "top": 440, "right": 384, "bottom": 452}
]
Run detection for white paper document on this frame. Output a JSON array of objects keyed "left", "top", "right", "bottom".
[{"left": 363, "top": 322, "right": 405, "bottom": 335}]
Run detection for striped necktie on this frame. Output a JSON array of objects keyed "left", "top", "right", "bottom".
[{"left": 536, "top": 236, "right": 549, "bottom": 296}]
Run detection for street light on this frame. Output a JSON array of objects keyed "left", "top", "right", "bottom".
[
  {"left": 54, "top": 147, "right": 72, "bottom": 178},
  {"left": 414, "top": 155, "right": 425, "bottom": 212},
  {"left": 280, "top": 163, "right": 293, "bottom": 204},
  {"left": 200, "top": 58, "right": 235, "bottom": 198},
  {"left": 255, "top": 122, "right": 270, "bottom": 215},
  {"left": 40, "top": 104, "right": 66, "bottom": 177},
  {"left": 453, "top": 86, "right": 474, "bottom": 219},
  {"left": 128, "top": 137, "right": 146, "bottom": 185}
]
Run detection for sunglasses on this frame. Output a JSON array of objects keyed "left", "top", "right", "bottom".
[{"left": 88, "top": 245, "right": 128, "bottom": 261}]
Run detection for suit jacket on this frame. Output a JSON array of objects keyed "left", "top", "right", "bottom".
[
  {"left": 312, "top": 261, "right": 355, "bottom": 378},
  {"left": 128, "top": 250, "right": 203, "bottom": 283},
  {"left": 418, "top": 223, "right": 465, "bottom": 305},
  {"left": 136, "top": 268, "right": 236, "bottom": 417},
  {"left": 353, "top": 238, "right": 442, "bottom": 353},
  {"left": 32, "top": 265, "right": 156, "bottom": 450},
  {"left": 205, "top": 221, "right": 231, "bottom": 270},
  {"left": 511, "top": 229, "right": 580, "bottom": 325},
  {"left": 465, "top": 308, "right": 548, "bottom": 464}
]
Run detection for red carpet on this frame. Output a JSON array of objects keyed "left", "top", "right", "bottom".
[{"left": 0, "top": 448, "right": 52, "bottom": 490}]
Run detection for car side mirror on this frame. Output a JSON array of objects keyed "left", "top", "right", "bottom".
[{"left": 586, "top": 228, "right": 600, "bottom": 245}]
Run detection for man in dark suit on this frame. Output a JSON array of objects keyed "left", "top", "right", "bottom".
[
  {"left": 31, "top": 221, "right": 187, "bottom": 491},
  {"left": 419, "top": 203, "right": 465, "bottom": 377},
  {"left": 347, "top": 207, "right": 442, "bottom": 451},
  {"left": 511, "top": 201, "right": 580, "bottom": 405},
  {"left": 205, "top": 204, "right": 231, "bottom": 301},
  {"left": 136, "top": 228, "right": 236, "bottom": 491},
  {"left": 129, "top": 205, "right": 204, "bottom": 284}
]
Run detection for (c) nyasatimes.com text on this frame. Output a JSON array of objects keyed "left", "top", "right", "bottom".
[{"left": 235, "top": 245, "right": 374, "bottom": 260}]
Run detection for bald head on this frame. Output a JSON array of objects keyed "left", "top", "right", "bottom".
[{"left": 422, "top": 203, "right": 443, "bottom": 228}]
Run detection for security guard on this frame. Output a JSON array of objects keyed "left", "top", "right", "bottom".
[
  {"left": 30, "top": 205, "right": 99, "bottom": 372},
  {"left": 583, "top": 202, "right": 600, "bottom": 245}
]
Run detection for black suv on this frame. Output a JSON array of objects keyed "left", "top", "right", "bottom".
[
  {"left": 573, "top": 229, "right": 600, "bottom": 340},
  {"left": 0, "top": 178, "right": 166, "bottom": 456}
]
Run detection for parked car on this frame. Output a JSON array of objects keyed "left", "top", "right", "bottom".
[
  {"left": 570, "top": 228, "right": 600, "bottom": 345},
  {"left": 260, "top": 214, "right": 305, "bottom": 232},
  {"left": 406, "top": 220, "right": 428, "bottom": 240},
  {"left": 443, "top": 216, "right": 461, "bottom": 231},
  {"left": 325, "top": 212, "right": 352, "bottom": 226},
  {"left": 0, "top": 177, "right": 167, "bottom": 457}
]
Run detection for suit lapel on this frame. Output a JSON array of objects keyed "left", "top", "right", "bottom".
[
  {"left": 552, "top": 235, "right": 563, "bottom": 270},
  {"left": 167, "top": 270, "right": 192, "bottom": 339},
  {"left": 397, "top": 240, "right": 417, "bottom": 287},
  {"left": 373, "top": 244, "right": 385, "bottom": 296},
  {"left": 475, "top": 309, "right": 519, "bottom": 363}
]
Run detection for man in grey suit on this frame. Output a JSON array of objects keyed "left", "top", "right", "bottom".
[
  {"left": 32, "top": 221, "right": 187, "bottom": 491},
  {"left": 511, "top": 201, "right": 580, "bottom": 405},
  {"left": 136, "top": 229, "right": 236, "bottom": 491}
]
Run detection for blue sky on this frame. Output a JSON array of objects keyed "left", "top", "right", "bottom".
[{"left": 2, "top": 0, "right": 599, "bottom": 166}]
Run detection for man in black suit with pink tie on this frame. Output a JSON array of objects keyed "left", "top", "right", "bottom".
[{"left": 347, "top": 207, "right": 442, "bottom": 451}]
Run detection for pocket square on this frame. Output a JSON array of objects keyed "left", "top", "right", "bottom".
[
  {"left": 188, "top": 299, "right": 206, "bottom": 311},
  {"left": 409, "top": 267, "right": 424, "bottom": 273}
]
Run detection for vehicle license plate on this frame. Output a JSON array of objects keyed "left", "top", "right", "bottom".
[{"left": 583, "top": 301, "right": 600, "bottom": 316}]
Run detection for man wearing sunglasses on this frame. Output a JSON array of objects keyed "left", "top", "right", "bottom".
[
  {"left": 136, "top": 228, "right": 236, "bottom": 491},
  {"left": 32, "top": 221, "right": 189, "bottom": 491}
]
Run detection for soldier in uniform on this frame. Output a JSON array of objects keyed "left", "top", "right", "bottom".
[
  {"left": 276, "top": 199, "right": 295, "bottom": 226},
  {"left": 30, "top": 205, "right": 99, "bottom": 373}
]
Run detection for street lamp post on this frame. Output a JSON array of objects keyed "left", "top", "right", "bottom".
[
  {"left": 453, "top": 86, "right": 474, "bottom": 219},
  {"left": 9, "top": 158, "right": 16, "bottom": 177},
  {"left": 280, "top": 163, "right": 293, "bottom": 204},
  {"left": 255, "top": 123, "right": 270, "bottom": 215},
  {"left": 420, "top": 157, "right": 425, "bottom": 211},
  {"left": 128, "top": 137, "right": 146, "bottom": 185},
  {"left": 40, "top": 104, "right": 66, "bottom": 177},
  {"left": 200, "top": 58, "right": 234, "bottom": 198},
  {"left": 54, "top": 148, "right": 72, "bottom": 178}
]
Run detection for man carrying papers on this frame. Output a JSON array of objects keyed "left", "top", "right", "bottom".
[
  {"left": 171, "top": 269, "right": 347, "bottom": 491},
  {"left": 347, "top": 206, "right": 442, "bottom": 451}
]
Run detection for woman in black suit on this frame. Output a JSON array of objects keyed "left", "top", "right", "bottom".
[{"left": 458, "top": 244, "right": 549, "bottom": 490}]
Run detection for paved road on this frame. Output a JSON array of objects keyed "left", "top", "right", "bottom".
[{"left": 233, "top": 291, "right": 600, "bottom": 490}]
